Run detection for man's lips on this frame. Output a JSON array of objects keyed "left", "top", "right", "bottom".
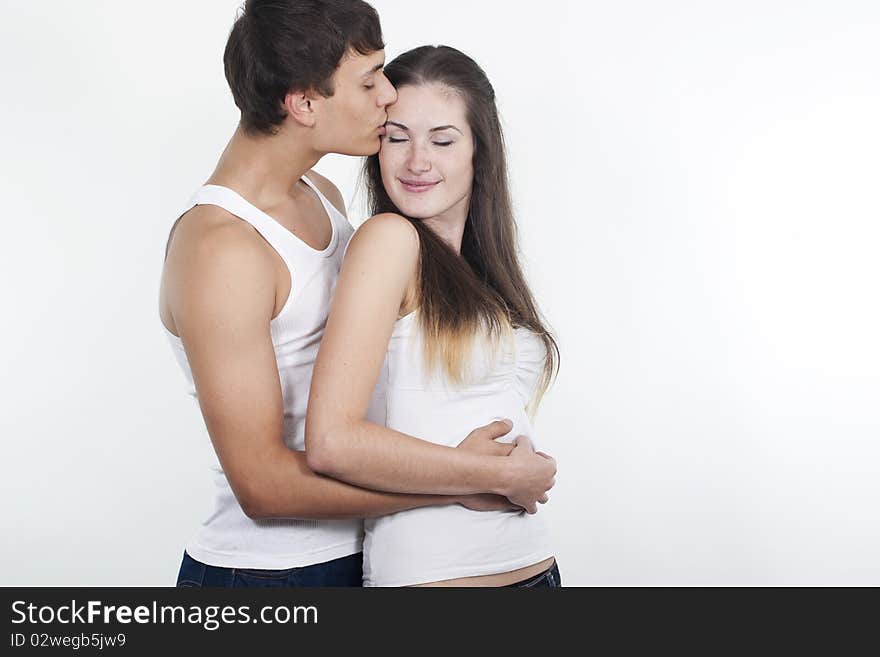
[{"left": 398, "top": 179, "right": 440, "bottom": 193}]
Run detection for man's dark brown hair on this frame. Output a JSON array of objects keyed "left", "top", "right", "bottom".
[{"left": 224, "top": 0, "right": 384, "bottom": 135}]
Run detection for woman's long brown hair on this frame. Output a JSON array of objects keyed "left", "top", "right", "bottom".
[{"left": 364, "top": 45, "right": 559, "bottom": 413}]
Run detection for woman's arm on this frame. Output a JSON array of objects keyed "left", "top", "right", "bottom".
[
  {"left": 306, "top": 214, "right": 555, "bottom": 507},
  {"left": 163, "top": 211, "right": 482, "bottom": 520}
]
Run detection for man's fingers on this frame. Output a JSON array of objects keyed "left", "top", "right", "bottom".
[
  {"left": 468, "top": 420, "right": 513, "bottom": 440},
  {"left": 514, "top": 435, "right": 535, "bottom": 451},
  {"left": 476, "top": 419, "right": 513, "bottom": 440},
  {"left": 494, "top": 443, "right": 515, "bottom": 456}
]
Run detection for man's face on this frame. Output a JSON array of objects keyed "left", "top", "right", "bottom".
[{"left": 312, "top": 49, "right": 397, "bottom": 156}]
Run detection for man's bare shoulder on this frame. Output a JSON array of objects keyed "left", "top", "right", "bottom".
[
  {"left": 161, "top": 205, "right": 277, "bottom": 334},
  {"left": 166, "top": 205, "right": 267, "bottom": 265},
  {"left": 304, "top": 169, "right": 347, "bottom": 217},
  {"left": 162, "top": 204, "right": 276, "bottom": 300}
]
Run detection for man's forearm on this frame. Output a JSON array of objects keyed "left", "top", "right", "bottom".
[{"left": 237, "top": 448, "right": 462, "bottom": 520}]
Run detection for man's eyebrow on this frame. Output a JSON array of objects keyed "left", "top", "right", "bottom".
[{"left": 362, "top": 62, "right": 385, "bottom": 78}]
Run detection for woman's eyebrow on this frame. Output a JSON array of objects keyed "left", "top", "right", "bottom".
[
  {"left": 386, "top": 121, "right": 463, "bottom": 135},
  {"left": 430, "top": 125, "right": 463, "bottom": 135}
]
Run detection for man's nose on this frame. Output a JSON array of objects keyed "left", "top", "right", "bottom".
[{"left": 378, "top": 76, "right": 398, "bottom": 107}]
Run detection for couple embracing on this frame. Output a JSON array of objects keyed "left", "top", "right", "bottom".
[{"left": 160, "top": 0, "right": 561, "bottom": 588}]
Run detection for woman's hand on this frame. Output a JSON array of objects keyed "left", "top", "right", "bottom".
[
  {"left": 457, "top": 421, "right": 555, "bottom": 513},
  {"left": 499, "top": 437, "right": 556, "bottom": 514}
]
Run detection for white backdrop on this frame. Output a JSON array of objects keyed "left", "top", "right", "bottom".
[{"left": 2, "top": 0, "right": 878, "bottom": 585}]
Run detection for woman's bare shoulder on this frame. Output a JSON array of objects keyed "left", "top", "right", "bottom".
[{"left": 351, "top": 212, "right": 420, "bottom": 252}]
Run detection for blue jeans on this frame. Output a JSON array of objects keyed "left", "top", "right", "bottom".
[
  {"left": 504, "top": 560, "right": 562, "bottom": 588},
  {"left": 176, "top": 551, "right": 363, "bottom": 587}
]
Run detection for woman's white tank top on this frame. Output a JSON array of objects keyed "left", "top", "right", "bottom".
[
  {"left": 363, "top": 313, "right": 555, "bottom": 586},
  {"left": 164, "top": 177, "right": 384, "bottom": 569}
]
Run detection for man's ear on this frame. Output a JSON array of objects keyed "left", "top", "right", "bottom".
[{"left": 284, "top": 90, "right": 317, "bottom": 128}]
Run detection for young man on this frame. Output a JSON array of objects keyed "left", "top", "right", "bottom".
[{"left": 159, "top": 0, "right": 556, "bottom": 587}]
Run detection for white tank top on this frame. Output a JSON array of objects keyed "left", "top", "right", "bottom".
[
  {"left": 363, "top": 312, "right": 555, "bottom": 586},
  {"left": 164, "top": 177, "right": 382, "bottom": 569}
]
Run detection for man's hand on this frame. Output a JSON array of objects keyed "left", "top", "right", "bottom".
[
  {"left": 457, "top": 493, "right": 520, "bottom": 513},
  {"left": 456, "top": 419, "right": 516, "bottom": 456},
  {"left": 500, "top": 437, "right": 556, "bottom": 514}
]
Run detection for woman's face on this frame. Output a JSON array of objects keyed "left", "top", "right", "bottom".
[{"left": 378, "top": 83, "right": 475, "bottom": 222}]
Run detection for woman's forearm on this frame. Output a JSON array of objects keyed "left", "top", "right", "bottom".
[{"left": 305, "top": 419, "right": 509, "bottom": 496}]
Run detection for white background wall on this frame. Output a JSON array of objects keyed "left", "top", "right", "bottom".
[{"left": 1, "top": 0, "right": 878, "bottom": 585}]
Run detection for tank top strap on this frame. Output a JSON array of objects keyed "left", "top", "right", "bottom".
[
  {"left": 189, "top": 184, "right": 294, "bottom": 250},
  {"left": 189, "top": 182, "right": 346, "bottom": 262},
  {"left": 301, "top": 174, "right": 347, "bottom": 226}
]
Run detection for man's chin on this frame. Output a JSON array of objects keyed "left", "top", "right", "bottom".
[{"left": 335, "top": 139, "right": 381, "bottom": 158}]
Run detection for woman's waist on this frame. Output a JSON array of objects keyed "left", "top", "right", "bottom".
[
  {"left": 364, "top": 505, "right": 552, "bottom": 586},
  {"left": 408, "top": 557, "right": 557, "bottom": 587},
  {"left": 385, "top": 390, "right": 535, "bottom": 447},
  {"left": 365, "top": 505, "right": 549, "bottom": 560}
]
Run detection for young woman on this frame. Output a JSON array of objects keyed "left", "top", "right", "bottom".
[{"left": 306, "top": 45, "right": 561, "bottom": 587}]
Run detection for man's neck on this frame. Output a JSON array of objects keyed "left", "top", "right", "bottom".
[{"left": 207, "top": 124, "right": 323, "bottom": 208}]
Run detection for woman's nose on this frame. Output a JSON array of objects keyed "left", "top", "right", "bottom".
[{"left": 407, "top": 144, "right": 431, "bottom": 173}]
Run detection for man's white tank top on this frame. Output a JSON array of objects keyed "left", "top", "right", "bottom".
[
  {"left": 164, "top": 176, "right": 383, "bottom": 569},
  {"left": 363, "top": 313, "right": 555, "bottom": 586}
]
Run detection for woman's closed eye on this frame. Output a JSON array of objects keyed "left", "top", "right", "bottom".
[{"left": 386, "top": 136, "right": 454, "bottom": 147}]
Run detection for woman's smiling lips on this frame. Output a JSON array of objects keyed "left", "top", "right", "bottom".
[{"left": 398, "top": 178, "right": 440, "bottom": 193}]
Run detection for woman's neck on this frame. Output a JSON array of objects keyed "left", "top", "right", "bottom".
[{"left": 420, "top": 191, "right": 471, "bottom": 254}]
